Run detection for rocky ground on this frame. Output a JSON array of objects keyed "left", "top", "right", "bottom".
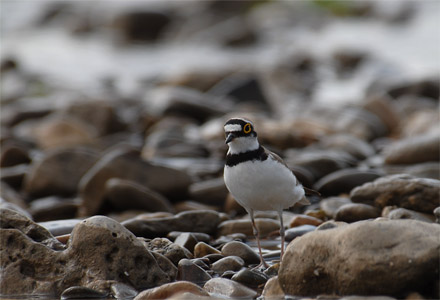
[{"left": 1, "top": 1, "right": 439, "bottom": 300}]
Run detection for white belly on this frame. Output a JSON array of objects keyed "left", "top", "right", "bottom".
[{"left": 224, "top": 159, "right": 305, "bottom": 212}]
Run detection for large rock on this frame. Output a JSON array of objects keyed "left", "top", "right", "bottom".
[
  {"left": 278, "top": 220, "right": 440, "bottom": 297},
  {"left": 350, "top": 174, "right": 440, "bottom": 213},
  {"left": 0, "top": 211, "right": 172, "bottom": 296},
  {"left": 79, "top": 148, "right": 192, "bottom": 216}
]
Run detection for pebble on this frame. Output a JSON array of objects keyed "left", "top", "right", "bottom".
[
  {"left": 203, "top": 278, "right": 258, "bottom": 299},
  {"left": 289, "top": 214, "right": 323, "bottom": 228},
  {"left": 320, "top": 197, "right": 353, "bottom": 218},
  {"left": 38, "top": 219, "right": 82, "bottom": 236},
  {"left": 177, "top": 259, "right": 212, "bottom": 285},
  {"left": 133, "top": 281, "right": 209, "bottom": 300},
  {"left": 142, "top": 237, "right": 192, "bottom": 265},
  {"left": 104, "top": 178, "right": 175, "bottom": 213},
  {"left": 150, "top": 252, "right": 178, "bottom": 281},
  {"left": 61, "top": 286, "right": 108, "bottom": 299},
  {"left": 29, "top": 196, "right": 79, "bottom": 222},
  {"left": 384, "top": 207, "right": 435, "bottom": 223},
  {"left": 79, "top": 147, "right": 192, "bottom": 216},
  {"left": 383, "top": 133, "right": 440, "bottom": 165},
  {"left": 211, "top": 256, "right": 244, "bottom": 273},
  {"left": 174, "top": 232, "right": 199, "bottom": 252},
  {"left": 110, "top": 282, "right": 138, "bottom": 299},
  {"left": 0, "top": 164, "right": 28, "bottom": 189},
  {"left": 221, "top": 241, "right": 260, "bottom": 266},
  {"left": 168, "top": 231, "right": 211, "bottom": 244},
  {"left": 262, "top": 276, "right": 284, "bottom": 299},
  {"left": 231, "top": 268, "right": 268, "bottom": 288},
  {"left": 24, "top": 147, "right": 99, "bottom": 199},
  {"left": 284, "top": 225, "right": 317, "bottom": 242},
  {"left": 217, "top": 218, "right": 280, "bottom": 237},
  {"left": 0, "top": 197, "right": 32, "bottom": 220},
  {"left": 314, "top": 168, "right": 382, "bottom": 196},
  {"left": 189, "top": 177, "right": 229, "bottom": 207},
  {"left": 316, "top": 220, "right": 348, "bottom": 231},
  {"left": 335, "top": 203, "right": 381, "bottom": 223},
  {"left": 194, "top": 241, "right": 221, "bottom": 258},
  {"left": 350, "top": 174, "right": 440, "bottom": 213},
  {"left": 0, "top": 143, "right": 31, "bottom": 167}
]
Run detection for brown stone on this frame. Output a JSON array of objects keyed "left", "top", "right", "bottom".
[{"left": 134, "top": 281, "right": 209, "bottom": 300}]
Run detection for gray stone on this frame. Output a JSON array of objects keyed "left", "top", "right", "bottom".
[
  {"left": 203, "top": 278, "right": 258, "bottom": 299},
  {"left": 61, "top": 286, "right": 108, "bottom": 299},
  {"left": 320, "top": 197, "right": 352, "bottom": 219},
  {"left": 231, "top": 268, "right": 268, "bottom": 288},
  {"left": 211, "top": 256, "right": 244, "bottom": 273},
  {"left": 177, "top": 258, "right": 212, "bottom": 285},
  {"left": 221, "top": 241, "right": 260, "bottom": 266},
  {"left": 189, "top": 177, "right": 229, "bottom": 206},
  {"left": 278, "top": 220, "right": 440, "bottom": 297},
  {"left": 141, "top": 237, "right": 192, "bottom": 265},
  {"left": 133, "top": 281, "right": 209, "bottom": 300},
  {"left": 284, "top": 225, "right": 316, "bottom": 242},
  {"left": 385, "top": 207, "right": 435, "bottom": 223},
  {"left": 335, "top": 203, "right": 381, "bottom": 223},
  {"left": 350, "top": 174, "right": 440, "bottom": 214}
]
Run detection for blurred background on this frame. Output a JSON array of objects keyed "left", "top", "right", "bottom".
[{"left": 0, "top": 0, "right": 439, "bottom": 220}]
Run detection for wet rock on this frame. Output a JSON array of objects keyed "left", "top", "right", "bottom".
[
  {"left": 335, "top": 203, "right": 381, "bottom": 223},
  {"left": 320, "top": 197, "right": 352, "bottom": 219},
  {"left": 350, "top": 174, "right": 440, "bottom": 213},
  {"left": 218, "top": 218, "right": 280, "bottom": 237},
  {"left": 284, "top": 225, "right": 316, "bottom": 242},
  {"left": 314, "top": 169, "right": 382, "bottom": 196},
  {"left": 231, "top": 268, "right": 268, "bottom": 288},
  {"left": 123, "top": 210, "right": 221, "bottom": 238},
  {"left": 29, "top": 196, "right": 79, "bottom": 222},
  {"left": 262, "top": 276, "right": 284, "bottom": 299},
  {"left": 104, "top": 178, "right": 174, "bottom": 213},
  {"left": 174, "top": 232, "right": 198, "bottom": 252},
  {"left": 61, "top": 286, "right": 108, "bottom": 299},
  {"left": 211, "top": 256, "right": 244, "bottom": 273},
  {"left": 38, "top": 219, "right": 82, "bottom": 236},
  {"left": 24, "top": 147, "right": 99, "bottom": 199},
  {"left": 278, "top": 220, "right": 440, "bottom": 297},
  {"left": 383, "top": 133, "right": 440, "bottom": 165},
  {"left": 113, "top": 10, "right": 171, "bottom": 43},
  {"left": 150, "top": 251, "right": 178, "bottom": 281},
  {"left": 177, "top": 258, "right": 212, "bottom": 285},
  {"left": 221, "top": 241, "right": 260, "bottom": 266},
  {"left": 79, "top": 148, "right": 192, "bottom": 216},
  {"left": 203, "top": 278, "right": 258, "bottom": 299},
  {"left": 384, "top": 207, "right": 435, "bottom": 223},
  {"left": 134, "top": 281, "right": 209, "bottom": 300},
  {"left": 289, "top": 214, "right": 323, "bottom": 228},
  {"left": 189, "top": 177, "right": 229, "bottom": 206},
  {"left": 142, "top": 237, "right": 192, "bottom": 265},
  {"left": 0, "top": 143, "right": 31, "bottom": 167},
  {"left": 194, "top": 242, "right": 221, "bottom": 258}
]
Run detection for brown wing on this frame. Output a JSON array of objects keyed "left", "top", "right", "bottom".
[{"left": 267, "top": 147, "right": 321, "bottom": 197}]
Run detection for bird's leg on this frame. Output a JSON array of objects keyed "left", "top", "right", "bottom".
[
  {"left": 278, "top": 210, "right": 285, "bottom": 261},
  {"left": 249, "top": 209, "right": 269, "bottom": 269}
]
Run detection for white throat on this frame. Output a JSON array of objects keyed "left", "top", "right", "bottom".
[{"left": 227, "top": 136, "right": 259, "bottom": 154}]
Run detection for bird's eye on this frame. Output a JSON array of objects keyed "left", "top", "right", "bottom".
[{"left": 243, "top": 123, "right": 252, "bottom": 134}]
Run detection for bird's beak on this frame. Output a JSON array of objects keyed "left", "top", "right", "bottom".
[{"left": 225, "top": 132, "right": 236, "bottom": 144}]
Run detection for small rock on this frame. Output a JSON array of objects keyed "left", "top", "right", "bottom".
[
  {"left": 320, "top": 197, "right": 352, "bottom": 219},
  {"left": 278, "top": 220, "right": 440, "bottom": 297},
  {"left": 0, "top": 143, "right": 31, "bottom": 167},
  {"left": 150, "top": 252, "right": 178, "bottom": 281},
  {"left": 134, "top": 281, "right": 209, "bottom": 300},
  {"left": 211, "top": 256, "right": 244, "bottom": 273},
  {"left": 316, "top": 220, "right": 348, "bottom": 231},
  {"left": 142, "top": 237, "right": 192, "bottom": 265},
  {"left": 335, "top": 203, "right": 381, "bottom": 223},
  {"left": 231, "top": 268, "right": 268, "bottom": 288},
  {"left": 24, "top": 147, "right": 99, "bottom": 198},
  {"left": 168, "top": 231, "right": 211, "bottom": 243},
  {"left": 38, "top": 219, "right": 82, "bottom": 236},
  {"left": 262, "top": 276, "right": 284, "bottom": 299},
  {"left": 174, "top": 232, "right": 198, "bottom": 252},
  {"left": 174, "top": 200, "right": 220, "bottom": 213},
  {"left": 0, "top": 164, "right": 28, "bottom": 189},
  {"left": 104, "top": 178, "right": 174, "bottom": 213},
  {"left": 203, "top": 278, "right": 258, "bottom": 299},
  {"left": 194, "top": 242, "right": 221, "bottom": 258},
  {"left": 218, "top": 218, "right": 280, "bottom": 237},
  {"left": 177, "top": 258, "right": 212, "bottom": 285},
  {"left": 189, "top": 177, "right": 229, "bottom": 206},
  {"left": 79, "top": 147, "right": 192, "bottom": 216},
  {"left": 350, "top": 174, "right": 440, "bottom": 213},
  {"left": 314, "top": 169, "right": 382, "bottom": 196},
  {"left": 110, "top": 282, "right": 138, "bottom": 299},
  {"left": 221, "top": 241, "right": 260, "bottom": 266},
  {"left": 384, "top": 133, "right": 440, "bottom": 165},
  {"left": 0, "top": 197, "right": 31, "bottom": 219},
  {"left": 61, "top": 286, "right": 108, "bottom": 299},
  {"left": 29, "top": 196, "right": 79, "bottom": 222},
  {"left": 123, "top": 210, "right": 221, "bottom": 238},
  {"left": 289, "top": 214, "right": 323, "bottom": 228},
  {"left": 284, "top": 225, "right": 316, "bottom": 242},
  {"left": 385, "top": 207, "right": 435, "bottom": 223}
]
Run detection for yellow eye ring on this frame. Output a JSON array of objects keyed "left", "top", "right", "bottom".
[{"left": 243, "top": 123, "right": 252, "bottom": 134}]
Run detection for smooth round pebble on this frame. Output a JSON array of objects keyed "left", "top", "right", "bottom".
[
  {"left": 211, "top": 256, "right": 244, "bottom": 273},
  {"left": 221, "top": 241, "right": 260, "bottom": 266},
  {"left": 335, "top": 203, "right": 381, "bottom": 223}
]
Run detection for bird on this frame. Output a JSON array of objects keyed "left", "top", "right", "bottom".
[{"left": 223, "top": 117, "right": 318, "bottom": 268}]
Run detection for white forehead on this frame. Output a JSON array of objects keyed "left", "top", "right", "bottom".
[{"left": 224, "top": 124, "right": 242, "bottom": 132}]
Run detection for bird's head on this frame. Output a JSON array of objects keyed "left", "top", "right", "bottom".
[{"left": 224, "top": 118, "right": 259, "bottom": 153}]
